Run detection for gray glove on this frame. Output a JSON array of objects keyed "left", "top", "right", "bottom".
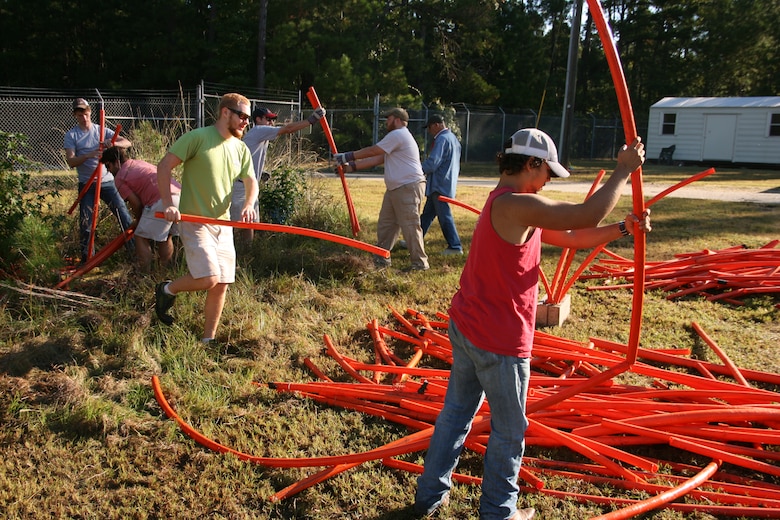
[
  {"left": 333, "top": 151, "right": 355, "bottom": 166},
  {"left": 308, "top": 107, "right": 326, "bottom": 124}
]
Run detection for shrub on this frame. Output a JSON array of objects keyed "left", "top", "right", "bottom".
[
  {"left": 0, "top": 132, "right": 57, "bottom": 274},
  {"left": 258, "top": 166, "right": 306, "bottom": 224}
]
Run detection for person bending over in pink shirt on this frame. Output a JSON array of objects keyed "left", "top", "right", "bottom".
[{"left": 102, "top": 146, "right": 182, "bottom": 272}]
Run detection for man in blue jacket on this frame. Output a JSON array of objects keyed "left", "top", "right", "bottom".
[{"left": 420, "top": 114, "right": 463, "bottom": 255}]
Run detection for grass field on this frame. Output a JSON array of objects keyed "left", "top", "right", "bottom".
[{"left": 1, "top": 167, "right": 779, "bottom": 519}]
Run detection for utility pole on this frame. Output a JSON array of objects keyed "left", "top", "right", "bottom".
[{"left": 560, "top": 0, "right": 584, "bottom": 167}]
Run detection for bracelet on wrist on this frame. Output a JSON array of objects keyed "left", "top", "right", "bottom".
[{"left": 618, "top": 221, "right": 630, "bottom": 236}]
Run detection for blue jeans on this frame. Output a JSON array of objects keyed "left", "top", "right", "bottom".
[
  {"left": 420, "top": 192, "right": 461, "bottom": 251},
  {"left": 416, "top": 319, "right": 530, "bottom": 520},
  {"left": 78, "top": 181, "right": 134, "bottom": 261}
]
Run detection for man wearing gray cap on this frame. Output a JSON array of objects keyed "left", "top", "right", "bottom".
[
  {"left": 334, "top": 107, "right": 428, "bottom": 271},
  {"left": 64, "top": 97, "right": 134, "bottom": 264}
]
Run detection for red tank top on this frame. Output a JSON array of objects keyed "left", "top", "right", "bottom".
[{"left": 449, "top": 186, "right": 541, "bottom": 358}]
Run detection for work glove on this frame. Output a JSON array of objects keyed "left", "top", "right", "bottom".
[
  {"left": 336, "top": 161, "right": 356, "bottom": 174},
  {"left": 333, "top": 151, "right": 355, "bottom": 166},
  {"left": 308, "top": 107, "right": 326, "bottom": 124}
]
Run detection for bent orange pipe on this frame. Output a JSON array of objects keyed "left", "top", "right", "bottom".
[
  {"left": 590, "top": 461, "right": 720, "bottom": 520},
  {"left": 154, "top": 212, "right": 388, "bottom": 258},
  {"left": 153, "top": 375, "right": 458, "bottom": 468},
  {"left": 692, "top": 321, "right": 750, "bottom": 387},
  {"left": 437, "top": 195, "right": 481, "bottom": 215},
  {"left": 587, "top": 0, "right": 646, "bottom": 366},
  {"left": 306, "top": 86, "right": 360, "bottom": 237},
  {"left": 645, "top": 168, "right": 717, "bottom": 207},
  {"left": 55, "top": 225, "right": 136, "bottom": 289}
]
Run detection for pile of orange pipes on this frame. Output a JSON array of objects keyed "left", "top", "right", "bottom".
[
  {"left": 154, "top": 306, "right": 780, "bottom": 517},
  {"left": 585, "top": 240, "right": 780, "bottom": 306}
]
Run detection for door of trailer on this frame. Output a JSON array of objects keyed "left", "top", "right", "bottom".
[{"left": 702, "top": 114, "right": 737, "bottom": 161}]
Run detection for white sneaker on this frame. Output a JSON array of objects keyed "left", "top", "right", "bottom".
[{"left": 511, "top": 507, "right": 536, "bottom": 520}]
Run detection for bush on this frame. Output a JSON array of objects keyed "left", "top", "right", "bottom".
[
  {"left": 0, "top": 132, "right": 57, "bottom": 274},
  {"left": 258, "top": 166, "right": 306, "bottom": 225}
]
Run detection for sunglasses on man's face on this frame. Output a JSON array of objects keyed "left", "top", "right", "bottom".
[{"left": 228, "top": 107, "right": 250, "bottom": 121}]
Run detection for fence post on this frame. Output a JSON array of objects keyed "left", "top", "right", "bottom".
[
  {"left": 197, "top": 80, "right": 204, "bottom": 128},
  {"left": 372, "top": 93, "right": 380, "bottom": 144},
  {"left": 500, "top": 106, "right": 506, "bottom": 151}
]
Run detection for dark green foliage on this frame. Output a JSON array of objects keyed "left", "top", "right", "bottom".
[
  {"left": 0, "top": 132, "right": 59, "bottom": 276},
  {"left": 258, "top": 166, "right": 306, "bottom": 225},
  {"left": 2, "top": 2, "right": 779, "bottom": 121}
]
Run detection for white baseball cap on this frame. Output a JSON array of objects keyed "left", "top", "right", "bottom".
[{"left": 505, "top": 128, "right": 570, "bottom": 178}]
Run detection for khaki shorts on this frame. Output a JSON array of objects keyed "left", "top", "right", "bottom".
[
  {"left": 179, "top": 221, "right": 235, "bottom": 283},
  {"left": 136, "top": 196, "right": 180, "bottom": 241}
]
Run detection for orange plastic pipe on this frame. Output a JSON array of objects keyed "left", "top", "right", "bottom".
[
  {"left": 587, "top": 0, "right": 646, "bottom": 365},
  {"left": 302, "top": 357, "right": 333, "bottom": 382},
  {"left": 306, "top": 86, "right": 360, "bottom": 237},
  {"left": 645, "top": 168, "right": 717, "bottom": 207},
  {"left": 691, "top": 321, "right": 750, "bottom": 387},
  {"left": 323, "top": 334, "right": 375, "bottom": 384},
  {"left": 550, "top": 170, "right": 605, "bottom": 302},
  {"left": 152, "top": 374, "right": 456, "bottom": 467},
  {"left": 437, "top": 195, "right": 481, "bottom": 215},
  {"left": 590, "top": 460, "right": 719, "bottom": 520},
  {"left": 55, "top": 225, "right": 136, "bottom": 289},
  {"left": 85, "top": 103, "right": 107, "bottom": 259},
  {"left": 154, "top": 212, "right": 388, "bottom": 258}
]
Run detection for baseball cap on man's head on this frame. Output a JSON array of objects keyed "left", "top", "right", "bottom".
[
  {"left": 382, "top": 107, "right": 409, "bottom": 122},
  {"left": 423, "top": 114, "right": 444, "bottom": 128},
  {"left": 506, "top": 128, "right": 570, "bottom": 178},
  {"left": 72, "top": 98, "right": 90, "bottom": 111},
  {"left": 252, "top": 107, "right": 277, "bottom": 120}
]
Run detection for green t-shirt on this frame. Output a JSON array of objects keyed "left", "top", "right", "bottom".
[{"left": 169, "top": 126, "right": 252, "bottom": 219}]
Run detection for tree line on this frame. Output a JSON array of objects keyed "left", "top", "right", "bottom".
[{"left": 1, "top": 0, "right": 778, "bottom": 119}]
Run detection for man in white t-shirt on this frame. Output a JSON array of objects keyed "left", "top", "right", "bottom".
[
  {"left": 230, "top": 106, "right": 324, "bottom": 245},
  {"left": 335, "top": 107, "right": 428, "bottom": 271}
]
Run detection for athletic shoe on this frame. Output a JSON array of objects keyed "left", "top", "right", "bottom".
[
  {"left": 441, "top": 247, "right": 463, "bottom": 256},
  {"left": 402, "top": 264, "right": 429, "bottom": 272},
  {"left": 373, "top": 255, "right": 392, "bottom": 268},
  {"left": 413, "top": 493, "right": 449, "bottom": 517},
  {"left": 511, "top": 508, "right": 536, "bottom": 520},
  {"left": 155, "top": 281, "right": 176, "bottom": 326}
]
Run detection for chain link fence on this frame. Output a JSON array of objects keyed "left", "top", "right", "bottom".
[
  {"left": 0, "top": 83, "right": 301, "bottom": 182},
  {"left": 1, "top": 84, "right": 646, "bottom": 179}
]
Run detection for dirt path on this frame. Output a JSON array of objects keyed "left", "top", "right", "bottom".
[
  {"left": 330, "top": 173, "right": 780, "bottom": 205},
  {"left": 540, "top": 181, "right": 780, "bottom": 205}
]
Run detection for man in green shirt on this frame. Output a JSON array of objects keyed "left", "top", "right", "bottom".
[{"left": 155, "top": 93, "right": 258, "bottom": 343}]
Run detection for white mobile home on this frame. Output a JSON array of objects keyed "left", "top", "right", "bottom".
[{"left": 647, "top": 97, "right": 780, "bottom": 165}]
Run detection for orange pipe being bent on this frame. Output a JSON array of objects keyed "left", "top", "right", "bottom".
[
  {"left": 154, "top": 212, "right": 388, "bottom": 258},
  {"left": 306, "top": 86, "right": 360, "bottom": 237}
]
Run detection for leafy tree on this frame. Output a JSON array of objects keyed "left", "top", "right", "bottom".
[{"left": 1, "top": 0, "right": 778, "bottom": 123}]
